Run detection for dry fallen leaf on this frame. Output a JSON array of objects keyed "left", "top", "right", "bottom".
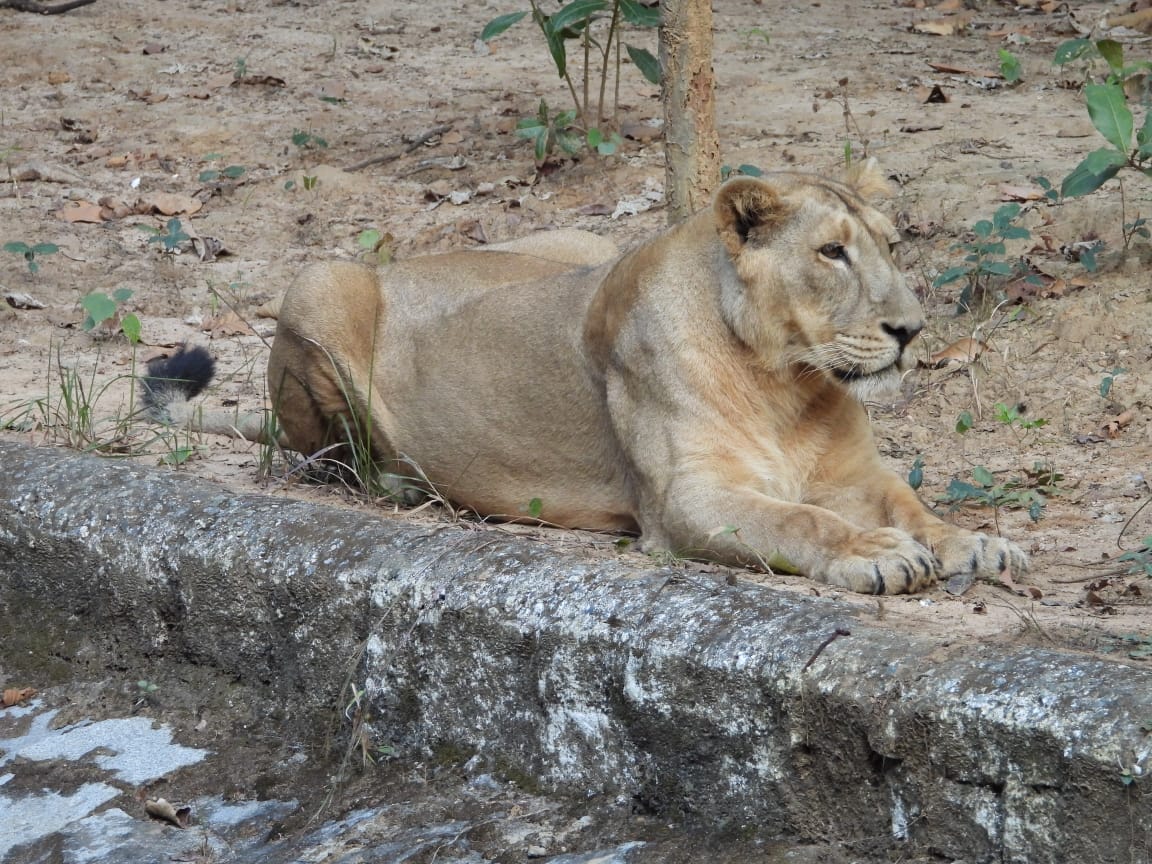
[
  {"left": 920, "top": 337, "right": 987, "bottom": 369},
  {"left": 140, "top": 192, "right": 203, "bottom": 217},
  {"left": 1109, "top": 9, "right": 1152, "bottom": 33},
  {"left": 201, "top": 311, "right": 254, "bottom": 338},
  {"left": 2, "top": 687, "right": 37, "bottom": 707},
  {"left": 912, "top": 17, "right": 970, "bottom": 36},
  {"left": 47, "top": 70, "right": 71, "bottom": 85},
  {"left": 914, "top": 84, "right": 950, "bottom": 103},
  {"left": 6, "top": 292, "right": 47, "bottom": 310},
  {"left": 999, "top": 184, "right": 1046, "bottom": 202},
  {"left": 144, "top": 798, "right": 191, "bottom": 829},
  {"left": 926, "top": 61, "right": 1000, "bottom": 78},
  {"left": 1102, "top": 409, "right": 1135, "bottom": 439},
  {"left": 998, "top": 570, "right": 1042, "bottom": 600},
  {"left": 57, "top": 200, "right": 105, "bottom": 224}
]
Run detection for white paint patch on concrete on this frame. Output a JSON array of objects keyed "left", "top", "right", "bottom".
[
  {"left": 0, "top": 702, "right": 208, "bottom": 858},
  {"left": 0, "top": 707, "right": 206, "bottom": 784},
  {"left": 0, "top": 784, "right": 122, "bottom": 859}
]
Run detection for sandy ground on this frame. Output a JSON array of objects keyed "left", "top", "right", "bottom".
[{"left": 0, "top": 0, "right": 1150, "bottom": 661}]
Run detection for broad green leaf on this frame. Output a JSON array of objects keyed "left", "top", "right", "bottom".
[
  {"left": 955, "top": 410, "right": 973, "bottom": 434},
  {"left": 556, "top": 130, "right": 582, "bottom": 154},
  {"left": 931, "top": 265, "right": 970, "bottom": 288},
  {"left": 619, "top": 0, "right": 660, "bottom": 27},
  {"left": 626, "top": 44, "right": 661, "bottom": 84},
  {"left": 120, "top": 312, "right": 142, "bottom": 344},
  {"left": 972, "top": 219, "right": 994, "bottom": 238},
  {"left": 1061, "top": 147, "right": 1127, "bottom": 198},
  {"left": 540, "top": 18, "right": 568, "bottom": 77},
  {"left": 907, "top": 456, "right": 924, "bottom": 491},
  {"left": 942, "top": 478, "right": 989, "bottom": 504},
  {"left": 992, "top": 203, "right": 1021, "bottom": 230},
  {"left": 979, "top": 260, "right": 1015, "bottom": 276},
  {"left": 1097, "top": 39, "right": 1123, "bottom": 75},
  {"left": 515, "top": 120, "right": 545, "bottom": 137},
  {"left": 735, "top": 163, "right": 763, "bottom": 177},
  {"left": 527, "top": 497, "right": 543, "bottom": 519},
  {"left": 357, "top": 229, "right": 381, "bottom": 250},
  {"left": 972, "top": 465, "right": 995, "bottom": 488},
  {"left": 198, "top": 169, "right": 220, "bottom": 182},
  {"left": 31, "top": 242, "right": 58, "bottom": 255},
  {"left": 1084, "top": 83, "right": 1132, "bottom": 153},
  {"left": 221, "top": 165, "right": 245, "bottom": 178},
  {"left": 586, "top": 128, "right": 603, "bottom": 147},
  {"left": 81, "top": 292, "right": 117, "bottom": 327},
  {"left": 999, "top": 49, "right": 1021, "bottom": 84},
  {"left": 1137, "top": 111, "right": 1152, "bottom": 155},
  {"left": 1052, "top": 38, "right": 1092, "bottom": 67},
  {"left": 999, "top": 225, "right": 1030, "bottom": 240},
  {"left": 112, "top": 287, "right": 133, "bottom": 302},
  {"left": 3, "top": 241, "right": 30, "bottom": 254},
  {"left": 480, "top": 11, "right": 528, "bottom": 41},
  {"left": 534, "top": 126, "right": 549, "bottom": 162},
  {"left": 550, "top": 0, "right": 607, "bottom": 33}
]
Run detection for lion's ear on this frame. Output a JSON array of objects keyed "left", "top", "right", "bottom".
[
  {"left": 714, "top": 177, "right": 787, "bottom": 257},
  {"left": 844, "top": 157, "right": 891, "bottom": 200}
]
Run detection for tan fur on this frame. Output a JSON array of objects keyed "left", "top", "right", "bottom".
[{"left": 217, "top": 165, "right": 1029, "bottom": 594}]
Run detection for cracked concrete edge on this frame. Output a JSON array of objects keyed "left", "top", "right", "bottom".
[{"left": 0, "top": 440, "right": 1147, "bottom": 864}]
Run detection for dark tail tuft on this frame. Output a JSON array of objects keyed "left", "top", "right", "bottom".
[{"left": 141, "top": 345, "right": 216, "bottom": 422}]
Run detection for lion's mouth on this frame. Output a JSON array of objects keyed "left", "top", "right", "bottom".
[{"left": 831, "top": 363, "right": 896, "bottom": 383}]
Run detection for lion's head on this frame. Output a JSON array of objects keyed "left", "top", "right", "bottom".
[{"left": 713, "top": 160, "right": 922, "bottom": 401}]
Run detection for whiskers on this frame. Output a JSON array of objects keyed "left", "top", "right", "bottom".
[{"left": 790, "top": 335, "right": 903, "bottom": 397}]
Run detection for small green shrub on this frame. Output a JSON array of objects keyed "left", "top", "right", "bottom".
[
  {"left": 4, "top": 240, "right": 58, "bottom": 275},
  {"left": 932, "top": 203, "right": 1038, "bottom": 312},
  {"left": 482, "top": 0, "right": 659, "bottom": 160}
]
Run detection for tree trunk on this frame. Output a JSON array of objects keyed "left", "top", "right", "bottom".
[{"left": 659, "top": 0, "right": 721, "bottom": 224}]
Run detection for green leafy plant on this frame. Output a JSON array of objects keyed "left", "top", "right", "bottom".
[
  {"left": 81, "top": 287, "right": 141, "bottom": 343},
  {"left": 720, "top": 163, "right": 764, "bottom": 180},
  {"left": 291, "top": 128, "right": 329, "bottom": 151},
  {"left": 516, "top": 100, "right": 582, "bottom": 160},
  {"left": 482, "top": 0, "right": 659, "bottom": 159},
  {"left": 933, "top": 203, "right": 1037, "bottom": 312},
  {"left": 939, "top": 463, "right": 1062, "bottom": 524},
  {"left": 1056, "top": 39, "right": 1152, "bottom": 205},
  {"left": 1117, "top": 535, "right": 1152, "bottom": 578},
  {"left": 302, "top": 174, "right": 319, "bottom": 191},
  {"left": 999, "top": 48, "right": 1022, "bottom": 84},
  {"left": 4, "top": 240, "right": 59, "bottom": 275},
  {"left": 141, "top": 217, "right": 191, "bottom": 253},
  {"left": 356, "top": 228, "right": 393, "bottom": 265},
  {"left": 198, "top": 164, "right": 245, "bottom": 183},
  {"left": 907, "top": 455, "right": 924, "bottom": 491},
  {"left": 1100, "top": 366, "right": 1126, "bottom": 399}
]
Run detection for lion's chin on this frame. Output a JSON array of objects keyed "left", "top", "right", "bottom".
[{"left": 835, "top": 365, "right": 903, "bottom": 402}]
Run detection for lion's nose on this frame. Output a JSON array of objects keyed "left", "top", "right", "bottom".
[{"left": 882, "top": 322, "right": 923, "bottom": 350}]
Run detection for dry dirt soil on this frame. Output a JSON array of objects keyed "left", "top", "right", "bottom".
[{"left": 1, "top": 0, "right": 1150, "bottom": 661}]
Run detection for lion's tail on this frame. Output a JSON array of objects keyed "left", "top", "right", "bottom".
[{"left": 140, "top": 345, "right": 285, "bottom": 446}]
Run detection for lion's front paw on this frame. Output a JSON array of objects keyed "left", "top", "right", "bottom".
[
  {"left": 930, "top": 530, "right": 1029, "bottom": 581},
  {"left": 825, "top": 528, "right": 938, "bottom": 595}
]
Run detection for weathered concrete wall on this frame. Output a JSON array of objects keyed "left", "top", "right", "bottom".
[{"left": 0, "top": 441, "right": 1148, "bottom": 863}]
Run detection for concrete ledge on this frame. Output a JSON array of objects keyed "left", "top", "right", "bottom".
[{"left": 0, "top": 441, "right": 1148, "bottom": 863}]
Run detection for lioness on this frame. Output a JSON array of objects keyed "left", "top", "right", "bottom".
[{"left": 145, "top": 161, "right": 1027, "bottom": 594}]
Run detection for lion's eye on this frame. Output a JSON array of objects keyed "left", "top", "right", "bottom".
[{"left": 819, "top": 243, "right": 848, "bottom": 262}]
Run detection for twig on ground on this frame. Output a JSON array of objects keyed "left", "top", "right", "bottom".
[
  {"left": 803, "top": 627, "right": 852, "bottom": 672},
  {"left": 0, "top": 0, "right": 97, "bottom": 13},
  {"left": 345, "top": 123, "right": 454, "bottom": 172}
]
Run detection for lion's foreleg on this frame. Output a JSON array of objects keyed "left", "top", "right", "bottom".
[{"left": 648, "top": 478, "right": 938, "bottom": 595}]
